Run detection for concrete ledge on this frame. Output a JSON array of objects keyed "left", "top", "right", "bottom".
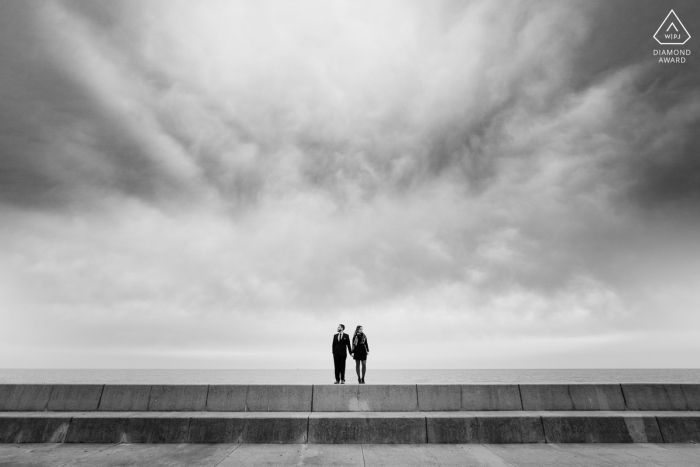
[
  {"left": 3, "top": 411, "right": 700, "bottom": 444},
  {"left": 0, "top": 385, "right": 52, "bottom": 411},
  {"left": 245, "top": 385, "right": 312, "bottom": 412},
  {"left": 425, "top": 412, "right": 544, "bottom": 444},
  {"left": 242, "top": 413, "right": 309, "bottom": 443},
  {"left": 47, "top": 385, "right": 104, "bottom": 411},
  {"left": 0, "top": 414, "right": 72, "bottom": 443},
  {"left": 358, "top": 385, "right": 418, "bottom": 412},
  {"left": 205, "top": 385, "right": 248, "bottom": 411},
  {"left": 98, "top": 385, "right": 151, "bottom": 411},
  {"left": 656, "top": 413, "right": 700, "bottom": 443},
  {"left": 313, "top": 385, "right": 359, "bottom": 411},
  {"left": 147, "top": 385, "right": 208, "bottom": 411},
  {"left": 425, "top": 412, "right": 478, "bottom": 443},
  {"left": 520, "top": 384, "right": 625, "bottom": 411},
  {"left": 308, "top": 413, "right": 426, "bottom": 443},
  {"left": 681, "top": 385, "right": 700, "bottom": 411},
  {"left": 462, "top": 385, "right": 522, "bottom": 411},
  {"left": 622, "top": 384, "right": 689, "bottom": 411},
  {"left": 417, "top": 385, "right": 461, "bottom": 411},
  {"left": 541, "top": 412, "right": 664, "bottom": 443},
  {"left": 476, "top": 412, "right": 545, "bottom": 443}
]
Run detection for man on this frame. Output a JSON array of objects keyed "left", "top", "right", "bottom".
[{"left": 331, "top": 324, "right": 352, "bottom": 384}]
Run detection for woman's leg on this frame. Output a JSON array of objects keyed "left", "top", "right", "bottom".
[
  {"left": 361, "top": 360, "right": 366, "bottom": 382},
  {"left": 355, "top": 359, "right": 361, "bottom": 381}
]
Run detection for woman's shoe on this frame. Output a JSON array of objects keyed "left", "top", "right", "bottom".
[
  {"left": 360, "top": 379, "right": 365, "bottom": 384},
  {"left": 358, "top": 378, "right": 362, "bottom": 384}
]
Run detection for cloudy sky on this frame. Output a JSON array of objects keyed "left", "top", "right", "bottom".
[{"left": 1, "top": 0, "right": 699, "bottom": 369}]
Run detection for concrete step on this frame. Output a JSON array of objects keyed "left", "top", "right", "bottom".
[
  {"left": 2, "top": 384, "right": 700, "bottom": 412},
  {"left": 1, "top": 411, "right": 699, "bottom": 444}
]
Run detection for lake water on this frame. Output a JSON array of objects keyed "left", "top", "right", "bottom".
[{"left": 1, "top": 369, "right": 699, "bottom": 384}]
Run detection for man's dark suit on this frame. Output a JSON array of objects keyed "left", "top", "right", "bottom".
[{"left": 331, "top": 332, "right": 352, "bottom": 382}]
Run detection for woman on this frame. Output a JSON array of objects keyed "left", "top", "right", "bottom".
[{"left": 352, "top": 325, "right": 369, "bottom": 384}]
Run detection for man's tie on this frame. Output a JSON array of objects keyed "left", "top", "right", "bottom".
[{"left": 338, "top": 333, "right": 341, "bottom": 342}]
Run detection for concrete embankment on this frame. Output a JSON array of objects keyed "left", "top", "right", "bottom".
[{"left": 0, "top": 384, "right": 698, "bottom": 444}]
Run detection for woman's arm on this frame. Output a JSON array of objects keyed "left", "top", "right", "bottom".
[{"left": 365, "top": 337, "right": 369, "bottom": 353}]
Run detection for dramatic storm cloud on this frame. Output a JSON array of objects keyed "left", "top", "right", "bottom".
[{"left": 1, "top": 0, "right": 698, "bottom": 368}]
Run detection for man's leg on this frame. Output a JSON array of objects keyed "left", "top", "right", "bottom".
[
  {"left": 339, "top": 357, "right": 346, "bottom": 382},
  {"left": 333, "top": 356, "right": 341, "bottom": 382}
]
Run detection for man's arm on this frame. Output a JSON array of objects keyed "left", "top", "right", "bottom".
[
  {"left": 345, "top": 335, "right": 353, "bottom": 353},
  {"left": 332, "top": 336, "right": 335, "bottom": 354}
]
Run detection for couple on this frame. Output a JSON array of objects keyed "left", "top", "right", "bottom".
[{"left": 331, "top": 324, "right": 369, "bottom": 384}]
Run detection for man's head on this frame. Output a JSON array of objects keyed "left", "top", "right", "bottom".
[{"left": 337, "top": 324, "right": 345, "bottom": 333}]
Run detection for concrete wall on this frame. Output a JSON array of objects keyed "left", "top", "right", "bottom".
[
  {"left": 1, "top": 384, "right": 699, "bottom": 412},
  {"left": 3, "top": 411, "right": 699, "bottom": 444}
]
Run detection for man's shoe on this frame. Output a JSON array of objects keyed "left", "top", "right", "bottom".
[
  {"left": 334, "top": 381, "right": 339, "bottom": 384},
  {"left": 341, "top": 380, "right": 345, "bottom": 384}
]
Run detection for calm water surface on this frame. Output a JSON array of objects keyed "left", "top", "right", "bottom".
[{"left": 1, "top": 369, "right": 699, "bottom": 384}]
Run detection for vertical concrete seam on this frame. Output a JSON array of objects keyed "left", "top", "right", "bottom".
[
  {"left": 45, "top": 384, "right": 54, "bottom": 412},
  {"left": 679, "top": 383, "right": 690, "bottom": 410},
  {"left": 96, "top": 384, "right": 105, "bottom": 411},
  {"left": 306, "top": 412, "right": 311, "bottom": 443},
  {"left": 620, "top": 384, "right": 628, "bottom": 411},
  {"left": 415, "top": 384, "right": 419, "bottom": 411},
  {"left": 310, "top": 385, "right": 314, "bottom": 412},
  {"left": 244, "top": 385, "right": 250, "bottom": 412},
  {"left": 539, "top": 415, "right": 548, "bottom": 444},
  {"left": 186, "top": 416, "right": 193, "bottom": 443},
  {"left": 424, "top": 414, "right": 429, "bottom": 443},
  {"left": 655, "top": 415, "right": 666, "bottom": 443},
  {"left": 517, "top": 384, "right": 524, "bottom": 410},
  {"left": 661, "top": 384, "right": 672, "bottom": 410},
  {"left": 566, "top": 384, "right": 574, "bottom": 410},
  {"left": 205, "top": 385, "right": 211, "bottom": 411},
  {"left": 146, "top": 385, "right": 153, "bottom": 411},
  {"left": 460, "top": 384, "right": 464, "bottom": 411},
  {"left": 360, "top": 443, "right": 366, "bottom": 467}
]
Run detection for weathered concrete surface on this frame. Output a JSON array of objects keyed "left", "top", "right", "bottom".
[
  {"left": 2, "top": 443, "right": 700, "bottom": 466},
  {"left": 0, "top": 413, "right": 71, "bottom": 443},
  {"left": 206, "top": 385, "right": 248, "bottom": 411},
  {"left": 681, "top": 384, "right": 700, "bottom": 411},
  {"left": 462, "top": 385, "right": 522, "bottom": 411},
  {"left": 241, "top": 412, "right": 309, "bottom": 443},
  {"left": 0, "top": 443, "right": 116, "bottom": 466},
  {"left": 417, "top": 385, "right": 461, "bottom": 411},
  {"left": 358, "top": 385, "right": 418, "bottom": 412},
  {"left": 621, "top": 384, "right": 688, "bottom": 411},
  {"left": 425, "top": 412, "right": 479, "bottom": 443},
  {"left": 487, "top": 443, "right": 666, "bottom": 466},
  {"left": 308, "top": 412, "right": 426, "bottom": 443},
  {"left": 98, "top": 385, "right": 151, "bottom": 411},
  {"left": 219, "top": 443, "right": 364, "bottom": 467},
  {"left": 70, "top": 443, "right": 239, "bottom": 467},
  {"left": 520, "top": 384, "right": 625, "bottom": 411},
  {"left": 47, "top": 385, "right": 103, "bottom": 411},
  {"left": 541, "top": 412, "right": 664, "bottom": 443},
  {"left": 476, "top": 412, "right": 545, "bottom": 443},
  {"left": 312, "top": 385, "right": 359, "bottom": 412},
  {"left": 244, "top": 385, "right": 312, "bottom": 412},
  {"left": 656, "top": 412, "right": 700, "bottom": 443},
  {"left": 188, "top": 414, "right": 246, "bottom": 443},
  {"left": 0, "top": 385, "right": 52, "bottom": 411},
  {"left": 147, "top": 385, "right": 208, "bottom": 411}
]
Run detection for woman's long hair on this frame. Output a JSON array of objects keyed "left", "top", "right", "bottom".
[{"left": 353, "top": 325, "right": 365, "bottom": 346}]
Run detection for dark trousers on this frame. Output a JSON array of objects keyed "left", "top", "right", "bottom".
[{"left": 333, "top": 355, "right": 346, "bottom": 382}]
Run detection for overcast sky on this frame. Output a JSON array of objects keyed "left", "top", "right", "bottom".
[{"left": 1, "top": 0, "right": 699, "bottom": 369}]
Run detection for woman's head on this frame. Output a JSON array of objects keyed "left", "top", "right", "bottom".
[{"left": 354, "top": 325, "right": 363, "bottom": 335}]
